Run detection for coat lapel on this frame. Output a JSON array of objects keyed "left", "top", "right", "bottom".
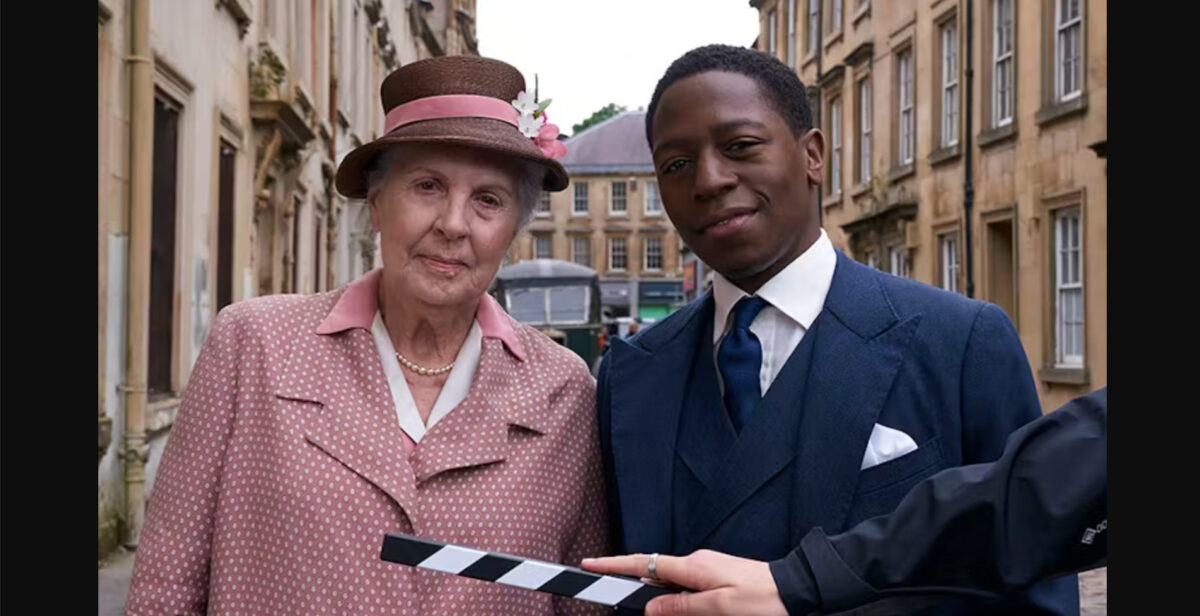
[
  {"left": 407, "top": 338, "right": 541, "bottom": 484},
  {"left": 607, "top": 295, "right": 713, "bottom": 555},
  {"left": 788, "top": 253, "right": 922, "bottom": 538},
  {"left": 681, "top": 314, "right": 817, "bottom": 551},
  {"left": 276, "top": 326, "right": 420, "bottom": 519},
  {"left": 674, "top": 331, "right": 736, "bottom": 490}
]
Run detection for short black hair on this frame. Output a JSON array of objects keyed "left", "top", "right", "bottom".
[{"left": 645, "top": 44, "right": 813, "bottom": 147}]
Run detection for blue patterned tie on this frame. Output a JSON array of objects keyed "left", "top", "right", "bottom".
[{"left": 718, "top": 296, "right": 769, "bottom": 433}]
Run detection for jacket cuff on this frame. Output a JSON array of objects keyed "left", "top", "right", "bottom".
[
  {"left": 799, "top": 527, "right": 879, "bottom": 612},
  {"left": 769, "top": 544, "right": 821, "bottom": 615}
]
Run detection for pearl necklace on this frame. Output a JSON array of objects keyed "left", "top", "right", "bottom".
[{"left": 394, "top": 351, "right": 455, "bottom": 376}]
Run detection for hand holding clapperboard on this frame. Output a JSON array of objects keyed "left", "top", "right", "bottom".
[{"left": 381, "top": 533, "right": 681, "bottom": 612}]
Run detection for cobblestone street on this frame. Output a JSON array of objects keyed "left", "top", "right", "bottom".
[{"left": 1080, "top": 568, "right": 1108, "bottom": 615}]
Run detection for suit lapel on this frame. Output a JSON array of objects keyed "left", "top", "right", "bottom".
[
  {"left": 788, "top": 253, "right": 922, "bottom": 538},
  {"left": 608, "top": 296, "right": 713, "bottom": 554},
  {"left": 674, "top": 332, "right": 736, "bottom": 489},
  {"left": 681, "top": 314, "right": 818, "bottom": 551}
]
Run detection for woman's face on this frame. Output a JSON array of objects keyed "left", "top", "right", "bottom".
[{"left": 370, "top": 143, "right": 525, "bottom": 310}]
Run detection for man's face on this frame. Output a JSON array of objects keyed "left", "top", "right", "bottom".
[{"left": 650, "top": 71, "right": 824, "bottom": 291}]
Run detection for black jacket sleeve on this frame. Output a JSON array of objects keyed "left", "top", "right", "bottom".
[{"left": 769, "top": 388, "right": 1107, "bottom": 615}]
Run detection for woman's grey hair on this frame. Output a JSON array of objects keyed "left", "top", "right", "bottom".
[{"left": 364, "top": 145, "right": 545, "bottom": 229}]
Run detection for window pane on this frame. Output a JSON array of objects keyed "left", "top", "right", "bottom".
[
  {"left": 573, "top": 182, "right": 589, "bottom": 213},
  {"left": 535, "top": 236, "right": 552, "bottom": 259},
  {"left": 611, "top": 237, "right": 627, "bottom": 270},
  {"left": 645, "top": 180, "right": 662, "bottom": 213},
  {"left": 1072, "top": 216, "right": 1082, "bottom": 282},
  {"left": 508, "top": 288, "right": 546, "bottom": 323},
  {"left": 611, "top": 181, "right": 627, "bottom": 212},
  {"left": 549, "top": 286, "right": 589, "bottom": 323},
  {"left": 645, "top": 237, "right": 663, "bottom": 270},
  {"left": 1054, "top": 207, "right": 1084, "bottom": 365},
  {"left": 572, "top": 236, "right": 590, "bottom": 266}
]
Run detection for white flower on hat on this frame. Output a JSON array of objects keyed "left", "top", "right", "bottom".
[
  {"left": 517, "top": 111, "right": 546, "bottom": 138},
  {"left": 511, "top": 90, "right": 539, "bottom": 116}
]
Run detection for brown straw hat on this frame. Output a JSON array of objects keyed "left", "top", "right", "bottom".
[{"left": 335, "top": 55, "right": 569, "bottom": 199}]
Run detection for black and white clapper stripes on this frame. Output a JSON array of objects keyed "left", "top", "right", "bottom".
[{"left": 381, "top": 533, "right": 675, "bottom": 611}]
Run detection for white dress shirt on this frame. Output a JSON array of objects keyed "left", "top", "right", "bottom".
[{"left": 712, "top": 228, "right": 837, "bottom": 395}]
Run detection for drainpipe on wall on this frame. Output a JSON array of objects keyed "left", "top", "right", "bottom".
[
  {"left": 963, "top": 0, "right": 976, "bottom": 298},
  {"left": 122, "top": 0, "right": 154, "bottom": 549},
  {"left": 814, "top": 3, "right": 824, "bottom": 226},
  {"left": 328, "top": 0, "right": 339, "bottom": 291}
]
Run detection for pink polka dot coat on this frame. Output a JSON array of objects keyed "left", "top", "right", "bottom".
[{"left": 125, "top": 270, "right": 611, "bottom": 615}]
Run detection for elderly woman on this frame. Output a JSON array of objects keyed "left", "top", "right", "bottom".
[{"left": 126, "top": 56, "right": 608, "bottom": 615}]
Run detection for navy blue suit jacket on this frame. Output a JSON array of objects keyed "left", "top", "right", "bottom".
[{"left": 596, "top": 251, "right": 1078, "bottom": 614}]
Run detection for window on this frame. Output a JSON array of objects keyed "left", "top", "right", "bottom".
[
  {"left": 314, "top": 210, "right": 327, "bottom": 292},
  {"left": 857, "top": 78, "right": 872, "bottom": 183},
  {"left": 610, "top": 181, "right": 627, "bottom": 215},
  {"left": 897, "top": 49, "right": 915, "bottom": 165},
  {"left": 549, "top": 286, "right": 589, "bottom": 324},
  {"left": 536, "top": 191, "right": 552, "bottom": 217},
  {"left": 644, "top": 236, "right": 663, "bottom": 271},
  {"left": 508, "top": 287, "right": 547, "bottom": 323},
  {"left": 939, "top": 232, "right": 960, "bottom": 293},
  {"left": 507, "top": 286, "right": 592, "bottom": 325},
  {"left": 808, "top": 91, "right": 821, "bottom": 137},
  {"left": 768, "top": 9, "right": 778, "bottom": 57},
  {"left": 572, "top": 182, "right": 589, "bottom": 215},
  {"left": 866, "top": 251, "right": 879, "bottom": 270},
  {"left": 609, "top": 236, "right": 627, "bottom": 271},
  {"left": 787, "top": 0, "right": 797, "bottom": 67},
  {"left": 830, "top": 0, "right": 843, "bottom": 33},
  {"left": 993, "top": 0, "right": 1014, "bottom": 127},
  {"left": 889, "top": 246, "right": 910, "bottom": 278},
  {"left": 216, "top": 143, "right": 236, "bottom": 310},
  {"left": 533, "top": 234, "right": 552, "bottom": 259},
  {"left": 1054, "top": 206, "right": 1083, "bottom": 367},
  {"left": 645, "top": 180, "right": 663, "bottom": 215},
  {"left": 572, "top": 235, "right": 591, "bottom": 267},
  {"left": 291, "top": 197, "right": 304, "bottom": 293},
  {"left": 807, "top": 0, "right": 819, "bottom": 55},
  {"left": 1056, "top": 0, "right": 1083, "bottom": 101},
  {"left": 150, "top": 96, "right": 181, "bottom": 395},
  {"left": 940, "top": 20, "right": 959, "bottom": 147},
  {"left": 829, "top": 97, "right": 842, "bottom": 194}
]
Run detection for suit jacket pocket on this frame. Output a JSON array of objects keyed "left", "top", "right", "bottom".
[
  {"left": 856, "top": 435, "right": 944, "bottom": 494},
  {"left": 846, "top": 436, "right": 945, "bottom": 526}
]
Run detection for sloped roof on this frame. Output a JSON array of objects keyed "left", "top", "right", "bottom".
[{"left": 559, "top": 111, "right": 654, "bottom": 174}]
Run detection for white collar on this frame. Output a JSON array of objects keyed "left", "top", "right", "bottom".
[
  {"left": 370, "top": 311, "right": 483, "bottom": 442},
  {"left": 712, "top": 228, "right": 837, "bottom": 343}
]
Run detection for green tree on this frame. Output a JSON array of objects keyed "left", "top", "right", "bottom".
[{"left": 572, "top": 103, "right": 627, "bottom": 136}]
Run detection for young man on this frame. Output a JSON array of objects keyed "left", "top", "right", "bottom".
[{"left": 590, "top": 45, "right": 1078, "bottom": 615}]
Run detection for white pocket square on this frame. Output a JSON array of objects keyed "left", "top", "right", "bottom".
[{"left": 860, "top": 424, "right": 920, "bottom": 470}]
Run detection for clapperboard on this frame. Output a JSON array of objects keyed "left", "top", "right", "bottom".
[{"left": 380, "top": 532, "right": 677, "bottom": 611}]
